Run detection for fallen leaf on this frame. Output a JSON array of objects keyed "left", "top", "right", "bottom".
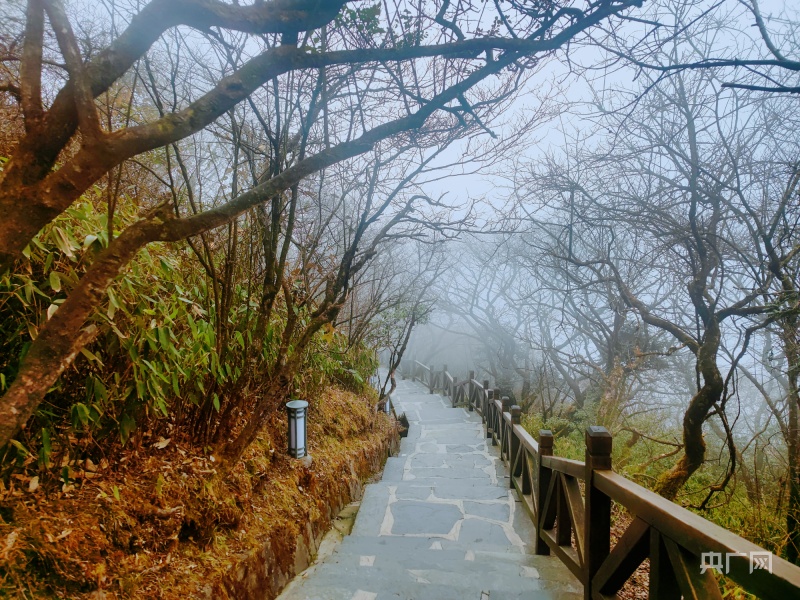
[
  {"left": 0, "top": 531, "right": 18, "bottom": 560},
  {"left": 55, "top": 529, "right": 72, "bottom": 541},
  {"left": 28, "top": 476, "right": 38, "bottom": 492},
  {"left": 153, "top": 437, "right": 171, "bottom": 449},
  {"left": 46, "top": 304, "right": 58, "bottom": 320}
]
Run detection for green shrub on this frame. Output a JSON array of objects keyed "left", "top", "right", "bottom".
[{"left": 0, "top": 194, "right": 377, "bottom": 471}]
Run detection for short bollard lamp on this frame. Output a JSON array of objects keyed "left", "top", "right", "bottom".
[{"left": 286, "top": 400, "right": 309, "bottom": 458}]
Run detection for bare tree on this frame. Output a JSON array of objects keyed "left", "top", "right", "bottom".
[
  {"left": 526, "top": 62, "right": 798, "bottom": 503},
  {"left": 336, "top": 238, "right": 446, "bottom": 402}
]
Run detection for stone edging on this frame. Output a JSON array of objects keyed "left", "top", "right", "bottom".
[{"left": 209, "top": 428, "right": 400, "bottom": 599}]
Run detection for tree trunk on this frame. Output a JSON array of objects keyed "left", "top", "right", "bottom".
[
  {"left": 0, "top": 217, "right": 160, "bottom": 446},
  {"left": 783, "top": 315, "right": 800, "bottom": 564},
  {"left": 0, "top": 187, "right": 69, "bottom": 273},
  {"left": 380, "top": 313, "right": 416, "bottom": 401},
  {"left": 219, "top": 372, "right": 293, "bottom": 463},
  {"left": 654, "top": 328, "right": 723, "bottom": 501}
]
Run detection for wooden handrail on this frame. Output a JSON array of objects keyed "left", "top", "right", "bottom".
[
  {"left": 594, "top": 470, "right": 800, "bottom": 597},
  {"left": 541, "top": 455, "right": 584, "bottom": 480},
  {"left": 513, "top": 423, "right": 539, "bottom": 455},
  {"left": 397, "top": 357, "right": 800, "bottom": 599}
]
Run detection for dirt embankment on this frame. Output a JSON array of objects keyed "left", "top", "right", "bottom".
[{"left": 0, "top": 388, "right": 398, "bottom": 599}]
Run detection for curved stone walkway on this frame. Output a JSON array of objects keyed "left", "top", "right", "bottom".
[{"left": 277, "top": 376, "right": 581, "bottom": 600}]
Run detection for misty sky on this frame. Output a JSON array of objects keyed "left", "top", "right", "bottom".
[{"left": 418, "top": 0, "right": 796, "bottom": 220}]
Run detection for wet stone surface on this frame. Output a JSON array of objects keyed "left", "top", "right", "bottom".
[
  {"left": 277, "top": 376, "right": 582, "bottom": 600},
  {"left": 389, "top": 501, "right": 462, "bottom": 535}
]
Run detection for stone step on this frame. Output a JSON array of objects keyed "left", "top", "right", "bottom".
[
  {"left": 279, "top": 579, "right": 581, "bottom": 600},
  {"left": 279, "top": 548, "right": 582, "bottom": 600},
  {"left": 350, "top": 484, "right": 538, "bottom": 556},
  {"left": 280, "top": 539, "right": 581, "bottom": 599},
  {"left": 332, "top": 535, "right": 548, "bottom": 566}
]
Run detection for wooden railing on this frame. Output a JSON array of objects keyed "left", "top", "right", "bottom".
[
  {"left": 408, "top": 360, "right": 430, "bottom": 390},
  {"left": 400, "top": 359, "right": 800, "bottom": 599}
]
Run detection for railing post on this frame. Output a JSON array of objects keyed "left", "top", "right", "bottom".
[
  {"left": 429, "top": 364, "right": 434, "bottom": 394},
  {"left": 442, "top": 365, "right": 448, "bottom": 397},
  {"left": 491, "top": 388, "right": 501, "bottom": 445},
  {"left": 482, "top": 379, "right": 490, "bottom": 422},
  {"left": 468, "top": 370, "right": 475, "bottom": 411},
  {"left": 510, "top": 405, "right": 522, "bottom": 488},
  {"left": 500, "top": 396, "right": 512, "bottom": 459},
  {"left": 501, "top": 396, "right": 512, "bottom": 410},
  {"left": 535, "top": 430, "right": 553, "bottom": 555},
  {"left": 486, "top": 389, "right": 494, "bottom": 438},
  {"left": 584, "top": 426, "right": 612, "bottom": 600}
]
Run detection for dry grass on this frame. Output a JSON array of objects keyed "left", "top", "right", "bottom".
[
  {"left": 0, "top": 387, "right": 393, "bottom": 598},
  {"left": 611, "top": 504, "right": 649, "bottom": 599}
]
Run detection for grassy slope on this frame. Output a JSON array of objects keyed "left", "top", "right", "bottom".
[{"left": 0, "top": 387, "right": 393, "bottom": 599}]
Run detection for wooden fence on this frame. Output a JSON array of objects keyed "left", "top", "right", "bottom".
[{"left": 402, "top": 360, "right": 800, "bottom": 600}]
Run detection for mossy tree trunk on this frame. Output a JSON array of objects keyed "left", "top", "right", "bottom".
[{"left": 653, "top": 320, "right": 723, "bottom": 500}]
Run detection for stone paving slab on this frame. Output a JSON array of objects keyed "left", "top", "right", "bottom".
[{"left": 277, "top": 376, "right": 581, "bottom": 600}]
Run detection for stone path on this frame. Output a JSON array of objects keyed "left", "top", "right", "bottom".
[{"left": 277, "top": 376, "right": 581, "bottom": 600}]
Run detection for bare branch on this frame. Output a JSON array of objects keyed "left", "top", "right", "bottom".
[
  {"left": 20, "top": 0, "right": 44, "bottom": 128},
  {"left": 42, "top": 0, "right": 102, "bottom": 137}
]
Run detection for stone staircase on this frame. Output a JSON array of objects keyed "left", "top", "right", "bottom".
[{"left": 277, "top": 377, "right": 581, "bottom": 600}]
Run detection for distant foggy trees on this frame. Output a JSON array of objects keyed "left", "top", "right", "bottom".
[{"left": 338, "top": 239, "right": 445, "bottom": 401}]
